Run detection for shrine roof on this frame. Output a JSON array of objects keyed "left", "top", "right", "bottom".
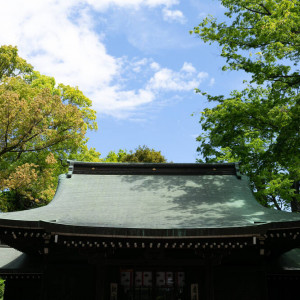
[
  {"left": 277, "top": 248, "right": 300, "bottom": 271},
  {"left": 0, "top": 161, "right": 300, "bottom": 237},
  {"left": 0, "top": 246, "right": 42, "bottom": 274}
]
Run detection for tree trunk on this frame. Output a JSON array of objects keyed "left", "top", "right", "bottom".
[{"left": 290, "top": 180, "right": 300, "bottom": 212}]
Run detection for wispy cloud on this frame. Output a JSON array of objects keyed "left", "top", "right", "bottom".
[
  {"left": 0, "top": 0, "right": 118, "bottom": 89},
  {"left": 181, "top": 62, "right": 196, "bottom": 73},
  {"left": 147, "top": 63, "right": 208, "bottom": 91},
  {"left": 162, "top": 8, "right": 186, "bottom": 23},
  {"left": 0, "top": 0, "right": 209, "bottom": 119},
  {"left": 209, "top": 77, "right": 216, "bottom": 87},
  {"left": 150, "top": 62, "right": 161, "bottom": 71},
  {"left": 131, "top": 59, "right": 149, "bottom": 73},
  {"left": 90, "top": 61, "right": 209, "bottom": 118},
  {"left": 91, "top": 87, "right": 155, "bottom": 118},
  {"left": 86, "top": 0, "right": 179, "bottom": 10}
]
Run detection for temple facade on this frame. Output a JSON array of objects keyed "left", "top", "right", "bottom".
[{"left": 0, "top": 161, "right": 299, "bottom": 300}]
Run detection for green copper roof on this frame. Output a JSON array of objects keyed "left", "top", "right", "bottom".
[
  {"left": 0, "top": 247, "right": 42, "bottom": 274},
  {"left": 0, "top": 162, "right": 299, "bottom": 236},
  {"left": 277, "top": 248, "right": 300, "bottom": 270}
]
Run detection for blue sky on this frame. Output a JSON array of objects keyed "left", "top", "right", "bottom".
[{"left": 0, "top": 0, "right": 247, "bottom": 162}]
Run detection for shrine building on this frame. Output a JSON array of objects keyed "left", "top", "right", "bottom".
[{"left": 0, "top": 161, "right": 299, "bottom": 300}]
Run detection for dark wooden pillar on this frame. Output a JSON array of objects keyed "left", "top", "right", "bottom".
[
  {"left": 95, "top": 265, "right": 107, "bottom": 300},
  {"left": 205, "top": 260, "right": 214, "bottom": 300}
]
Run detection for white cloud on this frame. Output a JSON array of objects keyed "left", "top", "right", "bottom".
[
  {"left": 91, "top": 87, "right": 155, "bottom": 118},
  {"left": 147, "top": 63, "right": 208, "bottom": 92},
  {"left": 150, "top": 62, "right": 161, "bottom": 71},
  {"left": 86, "top": 0, "right": 179, "bottom": 10},
  {"left": 131, "top": 58, "right": 149, "bottom": 73},
  {"left": 209, "top": 77, "right": 215, "bottom": 86},
  {"left": 162, "top": 8, "right": 186, "bottom": 23},
  {"left": 0, "top": 0, "right": 207, "bottom": 119},
  {"left": 0, "top": 0, "right": 118, "bottom": 90},
  {"left": 181, "top": 62, "right": 196, "bottom": 73},
  {"left": 197, "top": 72, "right": 209, "bottom": 80}
]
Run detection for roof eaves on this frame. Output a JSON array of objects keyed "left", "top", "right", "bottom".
[{"left": 66, "top": 160, "right": 241, "bottom": 177}]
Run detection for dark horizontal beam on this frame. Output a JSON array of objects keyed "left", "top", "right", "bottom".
[{"left": 68, "top": 161, "right": 239, "bottom": 176}]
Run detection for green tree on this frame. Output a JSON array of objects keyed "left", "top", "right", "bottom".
[
  {"left": 0, "top": 45, "right": 33, "bottom": 78},
  {"left": 0, "top": 45, "right": 100, "bottom": 211},
  {"left": 105, "top": 149, "right": 128, "bottom": 163},
  {"left": 0, "top": 278, "right": 4, "bottom": 300},
  {"left": 104, "top": 146, "right": 167, "bottom": 163},
  {"left": 191, "top": 0, "right": 299, "bottom": 211}
]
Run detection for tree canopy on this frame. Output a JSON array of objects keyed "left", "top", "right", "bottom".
[
  {"left": 191, "top": 0, "right": 299, "bottom": 211},
  {"left": 0, "top": 45, "right": 100, "bottom": 211},
  {"left": 104, "top": 146, "right": 167, "bottom": 163}
]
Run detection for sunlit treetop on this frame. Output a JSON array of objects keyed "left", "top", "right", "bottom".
[{"left": 192, "top": 0, "right": 300, "bottom": 88}]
